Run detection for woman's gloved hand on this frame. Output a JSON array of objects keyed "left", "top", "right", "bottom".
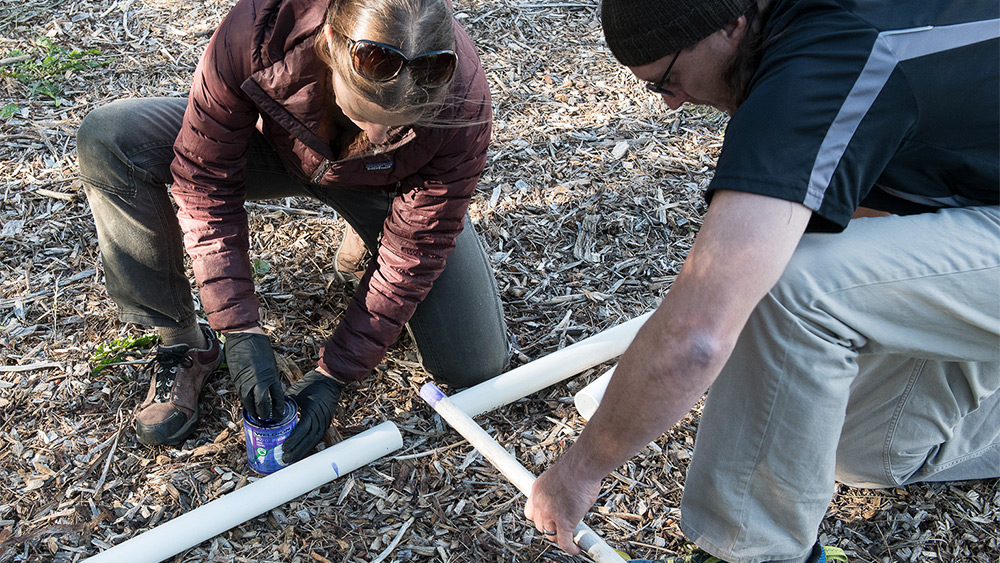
[
  {"left": 282, "top": 369, "right": 344, "bottom": 464},
  {"left": 225, "top": 332, "right": 285, "bottom": 422}
]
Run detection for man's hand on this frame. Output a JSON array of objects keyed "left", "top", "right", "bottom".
[
  {"left": 281, "top": 369, "right": 343, "bottom": 464},
  {"left": 225, "top": 331, "right": 285, "bottom": 421},
  {"left": 524, "top": 458, "right": 603, "bottom": 555}
]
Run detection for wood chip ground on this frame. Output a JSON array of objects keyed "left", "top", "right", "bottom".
[{"left": 1, "top": 0, "right": 997, "bottom": 562}]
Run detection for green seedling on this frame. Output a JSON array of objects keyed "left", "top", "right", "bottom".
[
  {"left": 91, "top": 333, "right": 160, "bottom": 376},
  {"left": 1, "top": 37, "right": 111, "bottom": 104},
  {"left": 252, "top": 258, "right": 272, "bottom": 279},
  {"left": 1, "top": 103, "right": 17, "bottom": 119}
]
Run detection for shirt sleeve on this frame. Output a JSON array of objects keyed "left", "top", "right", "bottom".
[
  {"left": 708, "top": 6, "right": 918, "bottom": 232},
  {"left": 170, "top": 0, "right": 262, "bottom": 331}
]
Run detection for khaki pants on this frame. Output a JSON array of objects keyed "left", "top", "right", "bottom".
[{"left": 680, "top": 206, "right": 1000, "bottom": 563}]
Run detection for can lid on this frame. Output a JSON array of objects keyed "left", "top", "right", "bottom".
[{"left": 244, "top": 397, "right": 297, "bottom": 427}]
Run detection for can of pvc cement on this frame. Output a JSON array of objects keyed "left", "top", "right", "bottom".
[{"left": 242, "top": 397, "right": 298, "bottom": 474}]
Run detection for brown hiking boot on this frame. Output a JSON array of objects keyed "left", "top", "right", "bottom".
[
  {"left": 333, "top": 224, "right": 371, "bottom": 287},
  {"left": 135, "top": 326, "right": 222, "bottom": 446}
]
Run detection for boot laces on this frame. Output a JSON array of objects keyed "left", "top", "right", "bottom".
[{"left": 151, "top": 346, "right": 194, "bottom": 402}]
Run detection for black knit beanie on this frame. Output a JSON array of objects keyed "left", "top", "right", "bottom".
[{"left": 601, "top": 0, "right": 754, "bottom": 66}]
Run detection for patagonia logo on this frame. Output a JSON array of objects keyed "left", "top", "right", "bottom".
[{"left": 365, "top": 160, "right": 394, "bottom": 171}]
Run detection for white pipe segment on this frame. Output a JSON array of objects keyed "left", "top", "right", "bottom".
[
  {"left": 420, "top": 383, "right": 627, "bottom": 563},
  {"left": 450, "top": 311, "right": 652, "bottom": 417},
  {"left": 83, "top": 422, "right": 403, "bottom": 563},
  {"left": 573, "top": 364, "right": 617, "bottom": 420},
  {"left": 82, "top": 313, "right": 651, "bottom": 563}
]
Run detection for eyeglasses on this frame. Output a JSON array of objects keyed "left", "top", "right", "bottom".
[
  {"left": 645, "top": 52, "right": 680, "bottom": 97},
  {"left": 347, "top": 39, "right": 457, "bottom": 87}
]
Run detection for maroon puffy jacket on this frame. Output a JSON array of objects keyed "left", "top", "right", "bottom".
[{"left": 170, "top": 0, "right": 492, "bottom": 382}]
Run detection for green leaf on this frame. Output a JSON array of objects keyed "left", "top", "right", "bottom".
[
  {"left": 91, "top": 333, "right": 160, "bottom": 376},
  {"left": 252, "top": 258, "right": 272, "bottom": 278},
  {"left": 2, "top": 37, "right": 112, "bottom": 103}
]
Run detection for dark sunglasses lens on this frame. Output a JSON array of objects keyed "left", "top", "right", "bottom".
[
  {"left": 408, "top": 52, "right": 457, "bottom": 86},
  {"left": 352, "top": 42, "right": 405, "bottom": 81}
]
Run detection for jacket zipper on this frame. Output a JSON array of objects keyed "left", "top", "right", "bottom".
[{"left": 311, "top": 159, "right": 332, "bottom": 184}]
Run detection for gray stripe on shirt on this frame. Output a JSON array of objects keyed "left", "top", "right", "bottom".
[{"left": 805, "top": 18, "right": 1000, "bottom": 210}]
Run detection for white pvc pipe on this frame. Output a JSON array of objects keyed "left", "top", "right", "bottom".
[
  {"left": 82, "top": 314, "right": 651, "bottom": 562},
  {"left": 84, "top": 422, "right": 403, "bottom": 563},
  {"left": 420, "top": 383, "right": 627, "bottom": 563},
  {"left": 573, "top": 364, "right": 617, "bottom": 420},
  {"left": 450, "top": 311, "right": 651, "bottom": 416}
]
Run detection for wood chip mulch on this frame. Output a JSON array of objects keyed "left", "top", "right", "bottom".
[{"left": 1, "top": 0, "right": 997, "bottom": 562}]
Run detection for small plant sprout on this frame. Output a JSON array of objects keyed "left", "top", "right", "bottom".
[{"left": 91, "top": 333, "right": 160, "bottom": 376}]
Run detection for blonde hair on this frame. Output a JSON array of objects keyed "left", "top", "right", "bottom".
[{"left": 317, "top": 0, "right": 456, "bottom": 125}]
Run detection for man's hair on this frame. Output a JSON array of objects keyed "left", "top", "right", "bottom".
[
  {"left": 315, "top": 0, "right": 456, "bottom": 125},
  {"left": 722, "top": 0, "right": 774, "bottom": 110}
]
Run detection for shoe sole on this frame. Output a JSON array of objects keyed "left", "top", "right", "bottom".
[
  {"left": 333, "top": 268, "right": 362, "bottom": 289},
  {"left": 136, "top": 410, "right": 200, "bottom": 446}
]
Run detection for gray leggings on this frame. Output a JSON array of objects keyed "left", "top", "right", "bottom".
[
  {"left": 78, "top": 97, "right": 508, "bottom": 387},
  {"left": 680, "top": 206, "right": 1000, "bottom": 563}
]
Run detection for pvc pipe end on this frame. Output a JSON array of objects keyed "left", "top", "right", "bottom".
[
  {"left": 572, "top": 365, "right": 616, "bottom": 420},
  {"left": 419, "top": 382, "right": 446, "bottom": 407},
  {"left": 573, "top": 393, "right": 601, "bottom": 420}
]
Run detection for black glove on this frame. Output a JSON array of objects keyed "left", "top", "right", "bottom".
[
  {"left": 281, "top": 369, "right": 343, "bottom": 464},
  {"left": 225, "top": 332, "right": 285, "bottom": 422}
]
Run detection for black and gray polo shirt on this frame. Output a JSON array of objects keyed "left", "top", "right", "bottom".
[{"left": 709, "top": 0, "right": 999, "bottom": 232}]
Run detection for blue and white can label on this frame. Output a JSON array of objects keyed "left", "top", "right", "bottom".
[{"left": 242, "top": 397, "right": 298, "bottom": 474}]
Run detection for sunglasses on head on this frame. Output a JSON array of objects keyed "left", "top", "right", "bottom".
[{"left": 347, "top": 38, "right": 457, "bottom": 87}]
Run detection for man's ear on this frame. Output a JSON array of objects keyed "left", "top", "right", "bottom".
[{"left": 721, "top": 14, "right": 748, "bottom": 45}]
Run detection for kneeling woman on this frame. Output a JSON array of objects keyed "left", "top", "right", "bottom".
[{"left": 79, "top": 0, "right": 508, "bottom": 462}]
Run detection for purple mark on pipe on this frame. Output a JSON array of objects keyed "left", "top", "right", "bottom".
[
  {"left": 331, "top": 461, "right": 339, "bottom": 477},
  {"left": 419, "top": 382, "right": 446, "bottom": 407}
]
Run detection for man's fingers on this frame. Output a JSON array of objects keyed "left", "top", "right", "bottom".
[
  {"left": 556, "top": 527, "right": 580, "bottom": 555},
  {"left": 524, "top": 492, "right": 581, "bottom": 556}
]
